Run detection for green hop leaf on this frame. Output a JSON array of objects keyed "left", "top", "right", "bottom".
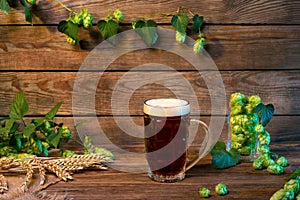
[
  {"left": 192, "top": 14, "right": 203, "bottom": 33},
  {"left": 171, "top": 13, "right": 189, "bottom": 34},
  {"left": 0, "top": 119, "right": 15, "bottom": 136},
  {"left": 58, "top": 20, "right": 79, "bottom": 44},
  {"left": 45, "top": 102, "right": 62, "bottom": 120},
  {"left": 47, "top": 132, "right": 61, "bottom": 148},
  {"left": 0, "top": 0, "right": 10, "bottom": 14},
  {"left": 23, "top": 123, "right": 36, "bottom": 138},
  {"left": 255, "top": 103, "right": 274, "bottom": 126},
  {"left": 97, "top": 19, "right": 119, "bottom": 40},
  {"left": 288, "top": 167, "right": 300, "bottom": 180},
  {"left": 9, "top": 91, "right": 29, "bottom": 120},
  {"left": 210, "top": 141, "right": 240, "bottom": 169},
  {"left": 133, "top": 19, "right": 158, "bottom": 46},
  {"left": 36, "top": 139, "right": 43, "bottom": 153}
]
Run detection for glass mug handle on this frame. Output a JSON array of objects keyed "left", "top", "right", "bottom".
[{"left": 185, "top": 119, "right": 209, "bottom": 171}]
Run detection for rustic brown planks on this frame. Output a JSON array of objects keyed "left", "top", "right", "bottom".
[
  {"left": 0, "top": 71, "right": 299, "bottom": 115},
  {"left": 0, "top": 0, "right": 300, "bottom": 24},
  {"left": 0, "top": 25, "right": 299, "bottom": 70}
]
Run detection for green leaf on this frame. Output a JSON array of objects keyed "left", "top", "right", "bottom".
[
  {"left": 9, "top": 92, "right": 29, "bottom": 120},
  {"left": 36, "top": 139, "right": 43, "bottom": 153},
  {"left": 171, "top": 13, "right": 189, "bottom": 33},
  {"left": 47, "top": 133, "right": 61, "bottom": 148},
  {"left": 97, "top": 19, "right": 119, "bottom": 40},
  {"left": 9, "top": 134, "right": 22, "bottom": 149},
  {"left": 42, "top": 145, "right": 48, "bottom": 156},
  {"left": 0, "top": 119, "right": 15, "bottom": 136},
  {"left": 192, "top": 14, "right": 203, "bottom": 34},
  {"left": 15, "top": 135, "right": 22, "bottom": 149},
  {"left": 210, "top": 141, "right": 240, "bottom": 169},
  {"left": 45, "top": 102, "right": 62, "bottom": 120},
  {"left": 19, "top": 0, "right": 32, "bottom": 24},
  {"left": 0, "top": 0, "right": 10, "bottom": 14},
  {"left": 58, "top": 20, "right": 79, "bottom": 41},
  {"left": 23, "top": 123, "right": 36, "bottom": 138},
  {"left": 288, "top": 167, "right": 300, "bottom": 180},
  {"left": 133, "top": 19, "right": 158, "bottom": 46},
  {"left": 255, "top": 103, "right": 274, "bottom": 126}
]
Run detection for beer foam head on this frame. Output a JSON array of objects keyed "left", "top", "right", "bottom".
[{"left": 144, "top": 98, "right": 190, "bottom": 117}]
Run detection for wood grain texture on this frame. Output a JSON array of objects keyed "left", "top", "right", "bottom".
[
  {"left": 0, "top": 71, "right": 299, "bottom": 115},
  {"left": 0, "top": 25, "right": 299, "bottom": 70},
  {"left": 0, "top": 0, "right": 300, "bottom": 24}
]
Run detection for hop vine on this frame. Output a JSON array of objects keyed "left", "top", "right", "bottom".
[{"left": 0, "top": 0, "right": 206, "bottom": 53}]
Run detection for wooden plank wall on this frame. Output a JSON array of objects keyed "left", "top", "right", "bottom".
[{"left": 0, "top": 0, "right": 300, "bottom": 150}]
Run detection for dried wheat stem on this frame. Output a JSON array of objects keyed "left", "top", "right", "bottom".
[
  {"left": 0, "top": 174, "right": 8, "bottom": 193},
  {"left": 0, "top": 157, "right": 19, "bottom": 170},
  {"left": 42, "top": 160, "right": 73, "bottom": 181},
  {"left": 50, "top": 154, "right": 112, "bottom": 172},
  {"left": 19, "top": 159, "right": 34, "bottom": 187}
]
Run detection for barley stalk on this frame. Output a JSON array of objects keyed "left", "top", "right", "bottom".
[
  {"left": 0, "top": 157, "right": 19, "bottom": 170},
  {"left": 42, "top": 160, "right": 73, "bottom": 181},
  {"left": 50, "top": 154, "right": 112, "bottom": 172},
  {"left": 19, "top": 159, "right": 34, "bottom": 187}
]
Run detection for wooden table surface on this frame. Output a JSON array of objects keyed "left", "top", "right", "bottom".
[{"left": 4, "top": 143, "right": 293, "bottom": 200}]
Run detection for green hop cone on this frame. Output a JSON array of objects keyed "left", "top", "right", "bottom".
[
  {"left": 239, "top": 145, "right": 252, "bottom": 155},
  {"left": 258, "top": 144, "right": 270, "bottom": 154},
  {"left": 113, "top": 9, "right": 124, "bottom": 21},
  {"left": 253, "top": 157, "right": 264, "bottom": 170},
  {"left": 255, "top": 124, "right": 265, "bottom": 133},
  {"left": 58, "top": 125, "right": 72, "bottom": 143},
  {"left": 93, "top": 147, "right": 115, "bottom": 160},
  {"left": 296, "top": 192, "right": 300, "bottom": 200},
  {"left": 276, "top": 156, "right": 288, "bottom": 167},
  {"left": 284, "top": 179, "right": 300, "bottom": 194},
  {"left": 193, "top": 34, "right": 206, "bottom": 54},
  {"left": 175, "top": 31, "right": 186, "bottom": 43},
  {"left": 247, "top": 95, "right": 262, "bottom": 107},
  {"left": 198, "top": 187, "right": 210, "bottom": 198},
  {"left": 261, "top": 153, "right": 275, "bottom": 168},
  {"left": 270, "top": 189, "right": 291, "bottom": 200},
  {"left": 61, "top": 149, "right": 76, "bottom": 157},
  {"left": 230, "top": 92, "right": 247, "bottom": 107},
  {"left": 258, "top": 131, "right": 271, "bottom": 145},
  {"left": 74, "top": 14, "right": 83, "bottom": 25},
  {"left": 66, "top": 36, "right": 78, "bottom": 45},
  {"left": 230, "top": 105, "right": 244, "bottom": 116},
  {"left": 80, "top": 9, "right": 93, "bottom": 29},
  {"left": 267, "top": 164, "right": 284, "bottom": 175},
  {"left": 215, "top": 183, "right": 228, "bottom": 196}
]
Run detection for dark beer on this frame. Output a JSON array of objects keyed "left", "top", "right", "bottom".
[
  {"left": 143, "top": 98, "right": 191, "bottom": 182},
  {"left": 144, "top": 114, "right": 189, "bottom": 181}
]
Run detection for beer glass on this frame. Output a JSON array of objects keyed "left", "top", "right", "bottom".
[{"left": 144, "top": 98, "right": 211, "bottom": 182}]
